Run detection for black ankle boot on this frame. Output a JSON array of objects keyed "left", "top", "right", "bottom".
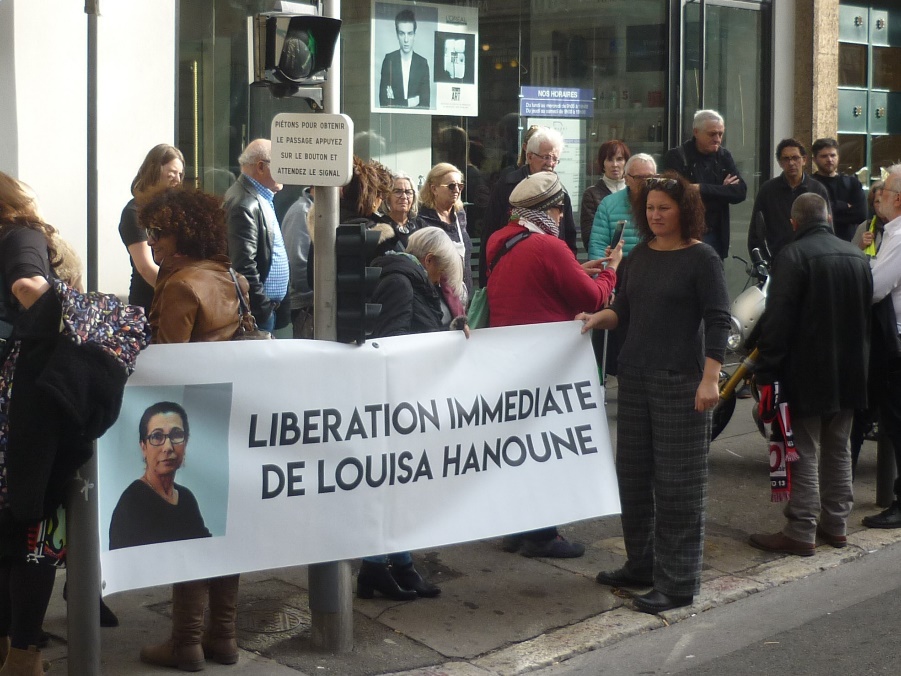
[
  {"left": 391, "top": 562, "right": 440, "bottom": 598},
  {"left": 356, "top": 561, "right": 418, "bottom": 600}
]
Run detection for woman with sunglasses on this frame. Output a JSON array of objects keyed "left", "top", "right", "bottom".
[
  {"left": 128, "top": 187, "right": 250, "bottom": 670},
  {"left": 118, "top": 144, "right": 185, "bottom": 313},
  {"left": 417, "top": 163, "right": 474, "bottom": 296},
  {"left": 578, "top": 172, "right": 730, "bottom": 615}
]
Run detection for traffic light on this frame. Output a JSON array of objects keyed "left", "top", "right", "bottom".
[
  {"left": 254, "top": 13, "right": 342, "bottom": 88},
  {"left": 336, "top": 224, "right": 382, "bottom": 344}
]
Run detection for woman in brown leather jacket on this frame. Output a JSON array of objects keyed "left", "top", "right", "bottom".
[{"left": 138, "top": 187, "right": 250, "bottom": 671}]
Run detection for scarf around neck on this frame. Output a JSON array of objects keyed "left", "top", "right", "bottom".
[{"left": 511, "top": 207, "right": 559, "bottom": 238}]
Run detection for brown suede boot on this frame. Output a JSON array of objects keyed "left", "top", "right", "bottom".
[
  {"left": 202, "top": 575, "right": 240, "bottom": 665},
  {"left": 140, "top": 580, "right": 209, "bottom": 672},
  {"left": 0, "top": 645, "right": 43, "bottom": 675}
]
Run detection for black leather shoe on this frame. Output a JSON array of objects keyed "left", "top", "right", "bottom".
[
  {"left": 632, "top": 589, "right": 693, "bottom": 615},
  {"left": 356, "top": 561, "right": 418, "bottom": 601},
  {"left": 391, "top": 562, "right": 441, "bottom": 598},
  {"left": 863, "top": 502, "right": 901, "bottom": 529},
  {"left": 595, "top": 567, "right": 653, "bottom": 588}
]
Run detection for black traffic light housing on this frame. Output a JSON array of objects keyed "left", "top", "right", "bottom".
[
  {"left": 255, "top": 13, "right": 342, "bottom": 88},
  {"left": 336, "top": 224, "right": 382, "bottom": 344}
]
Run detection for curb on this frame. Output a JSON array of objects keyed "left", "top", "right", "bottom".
[{"left": 386, "top": 528, "right": 901, "bottom": 675}]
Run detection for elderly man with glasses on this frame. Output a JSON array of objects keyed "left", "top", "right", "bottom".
[
  {"left": 480, "top": 126, "right": 578, "bottom": 287},
  {"left": 747, "top": 138, "right": 830, "bottom": 261}
]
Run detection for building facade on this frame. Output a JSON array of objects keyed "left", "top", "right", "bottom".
[{"left": 1, "top": 0, "right": 897, "bottom": 297}]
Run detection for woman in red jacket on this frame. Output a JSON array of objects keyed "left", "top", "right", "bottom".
[{"left": 485, "top": 171, "right": 622, "bottom": 557}]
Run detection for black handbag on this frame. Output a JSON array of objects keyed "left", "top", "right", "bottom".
[{"left": 228, "top": 269, "right": 273, "bottom": 340}]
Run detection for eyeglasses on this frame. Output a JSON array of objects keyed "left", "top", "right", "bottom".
[
  {"left": 627, "top": 173, "right": 654, "bottom": 181},
  {"left": 530, "top": 152, "right": 561, "bottom": 165},
  {"left": 646, "top": 177, "right": 679, "bottom": 189},
  {"left": 143, "top": 428, "right": 188, "bottom": 446},
  {"left": 146, "top": 227, "right": 164, "bottom": 242},
  {"left": 441, "top": 182, "right": 465, "bottom": 192},
  {"left": 779, "top": 155, "right": 805, "bottom": 164},
  {"left": 392, "top": 189, "right": 416, "bottom": 197}
]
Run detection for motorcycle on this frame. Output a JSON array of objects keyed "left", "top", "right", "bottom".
[{"left": 711, "top": 248, "right": 769, "bottom": 440}]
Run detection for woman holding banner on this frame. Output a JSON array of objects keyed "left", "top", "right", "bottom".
[
  {"left": 578, "top": 173, "right": 729, "bottom": 614},
  {"left": 136, "top": 187, "right": 250, "bottom": 670},
  {"left": 485, "top": 171, "right": 621, "bottom": 559},
  {"left": 357, "top": 228, "right": 468, "bottom": 600}
]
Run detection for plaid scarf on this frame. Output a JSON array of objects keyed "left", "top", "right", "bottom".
[{"left": 511, "top": 207, "right": 559, "bottom": 238}]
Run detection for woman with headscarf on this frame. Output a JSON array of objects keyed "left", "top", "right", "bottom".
[{"left": 485, "top": 171, "right": 622, "bottom": 558}]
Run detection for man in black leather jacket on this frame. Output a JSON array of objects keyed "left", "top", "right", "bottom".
[{"left": 224, "top": 139, "right": 289, "bottom": 331}]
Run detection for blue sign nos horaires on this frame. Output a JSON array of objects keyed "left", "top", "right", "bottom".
[{"left": 519, "top": 87, "right": 594, "bottom": 119}]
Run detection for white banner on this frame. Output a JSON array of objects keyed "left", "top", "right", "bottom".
[{"left": 98, "top": 322, "right": 619, "bottom": 595}]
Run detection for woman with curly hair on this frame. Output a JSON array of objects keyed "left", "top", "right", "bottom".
[
  {"left": 577, "top": 172, "right": 730, "bottom": 616},
  {"left": 119, "top": 144, "right": 185, "bottom": 313},
  {"left": 138, "top": 187, "right": 250, "bottom": 669}
]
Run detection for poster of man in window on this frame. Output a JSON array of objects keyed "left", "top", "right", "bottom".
[{"left": 371, "top": 0, "right": 479, "bottom": 116}]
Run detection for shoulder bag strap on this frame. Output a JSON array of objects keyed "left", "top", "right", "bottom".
[
  {"left": 488, "top": 231, "right": 531, "bottom": 274},
  {"left": 228, "top": 268, "right": 252, "bottom": 317}
]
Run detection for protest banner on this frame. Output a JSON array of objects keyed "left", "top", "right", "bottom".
[{"left": 99, "top": 322, "right": 619, "bottom": 595}]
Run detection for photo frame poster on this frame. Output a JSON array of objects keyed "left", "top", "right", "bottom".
[{"left": 371, "top": 0, "right": 479, "bottom": 116}]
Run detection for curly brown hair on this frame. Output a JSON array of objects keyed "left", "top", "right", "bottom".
[
  {"left": 343, "top": 156, "right": 394, "bottom": 217},
  {"left": 139, "top": 187, "right": 227, "bottom": 260},
  {"left": 0, "top": 172, "right": 60, "bottom": 267},
  {"left": 632, "top": 171, "right": 707, "bottom": 242}
]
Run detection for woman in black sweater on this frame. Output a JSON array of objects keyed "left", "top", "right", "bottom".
[{"left": 578, "top": 172, "right": 730, "bottom": 615}]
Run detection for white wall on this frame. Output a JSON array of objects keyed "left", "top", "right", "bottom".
[{"left": 0, "top": 0, "right": 177, "bottom": 297}]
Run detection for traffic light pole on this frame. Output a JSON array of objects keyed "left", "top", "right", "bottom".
[
  {"left": 67, "top": 2, "right": 103, "bottom": 675},
  {"left": 308, "top": 0, "right": 354, "bottom": 653}
]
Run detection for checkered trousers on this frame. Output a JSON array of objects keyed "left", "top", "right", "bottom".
[{"left": 615, "top": 365, "right": 711, "bottom": 597}]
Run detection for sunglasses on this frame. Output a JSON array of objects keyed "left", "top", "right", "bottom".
[
  {"left": 645, "top": 177, "right": 679, "bottom": 190},
  {"left": 441, "top": 182, "right": 465, "bottom": 192},
  {"left": 392, "top": 189, "right": 416, "bottom": 197},
  {"left": 146, "top": 227, "right": 164, "bottom": 242}
]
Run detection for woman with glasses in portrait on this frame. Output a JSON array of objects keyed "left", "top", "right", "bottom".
[
  {"left": 109, "top": 402, "right": 208, "bottom": 550},
  {"left": 416, "top": 162, "right": 474, "bottom": 296},
  {"left": 123, "top": 187, "right": 249, "bottom": 670},
  {"left": 118, "top": 144, "right": 186, "bottom": 314},
  {"left": 578, "top": 172, "right": 730, "bottom": 616}
]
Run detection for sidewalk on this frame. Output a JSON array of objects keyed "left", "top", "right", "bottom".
[{"left": 41, "top": 381, "right": 901, "bottom": 675}]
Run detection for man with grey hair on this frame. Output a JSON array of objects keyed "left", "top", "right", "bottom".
[
  {"left": 863, "top": 164, "right": 901, "bottom": 528},
  {"left": 224, "top": 138, "right": 289, "bottom": 331},
  {"left": 750, "top": 192, "right": 871, "bottom": 555},
  {"left": 661, "top": 109, "right": 746, "bottom": 258},
  {"left": 481, "top": 126, "right": 577, "bottom": 286}
]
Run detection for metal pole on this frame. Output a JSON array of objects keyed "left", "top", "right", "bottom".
[
  {"left": 308, "top": 0, "right": 353, "bottom": 653},
  {"left": 67, "top": 2, "right": 103, "bottom": 674}
]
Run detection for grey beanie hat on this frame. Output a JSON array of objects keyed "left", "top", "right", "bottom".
[{"left": 509, "top": 171, "right": 565, "bottom": 211}]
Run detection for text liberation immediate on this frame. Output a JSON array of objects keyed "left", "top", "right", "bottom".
[{"left": 247, "top": 381, "right": 598, "bottom": 447}]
